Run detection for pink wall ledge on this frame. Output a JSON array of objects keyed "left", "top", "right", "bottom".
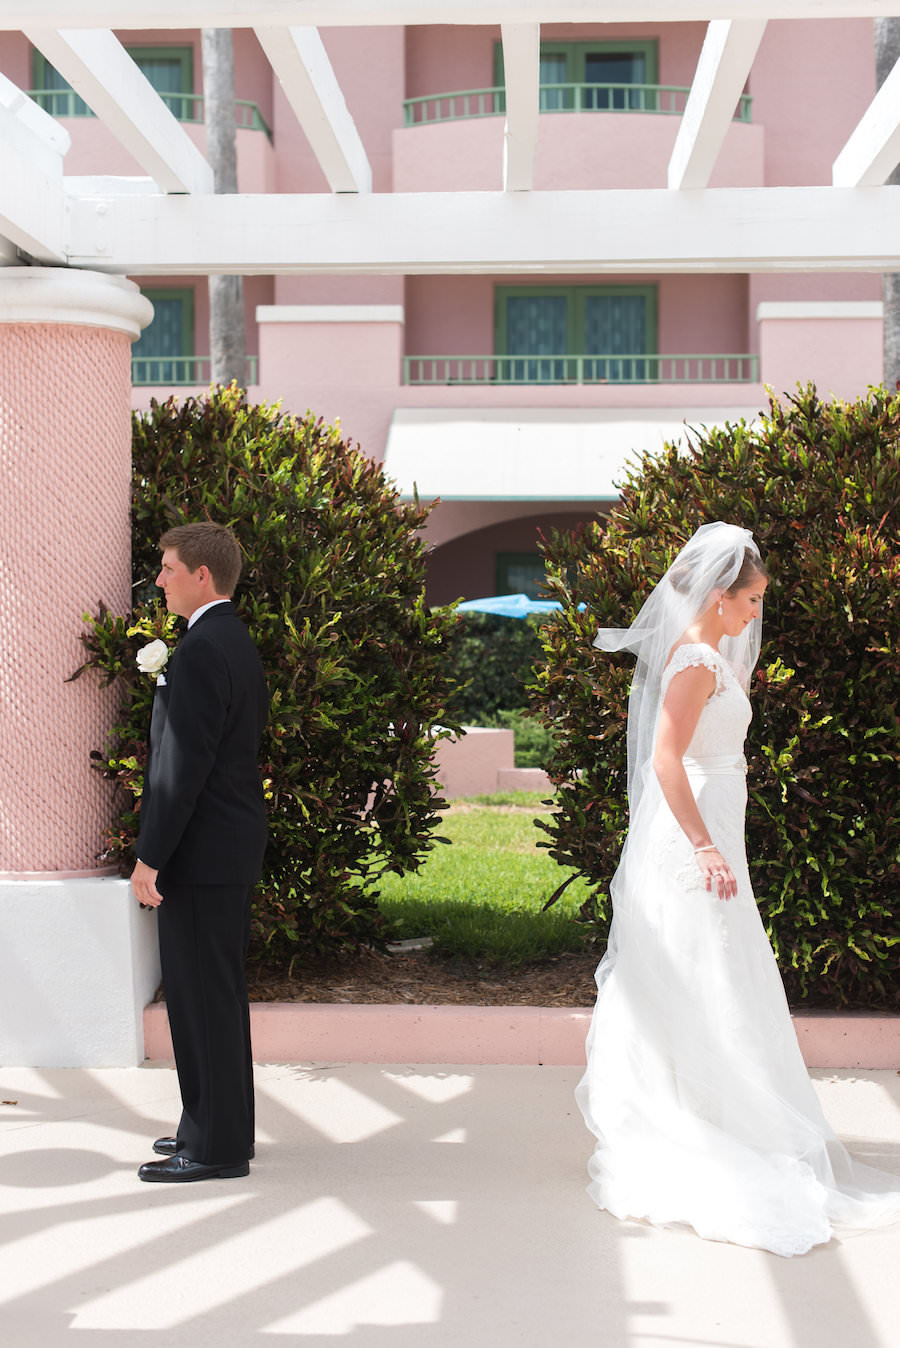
[{"left": 144, "top": 1002, "right": 900, "bottom": 1070}]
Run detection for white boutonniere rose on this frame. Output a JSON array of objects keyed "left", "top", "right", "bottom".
[{"left": 136, "top": 639, "right": 170, "bottom": 679}]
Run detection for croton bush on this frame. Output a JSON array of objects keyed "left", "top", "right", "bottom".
[
  {"left": 77, "top": 384, "right": 460, "bottom": 964},
  {"left": 442, "top": 612, "right": 553, "bottom": 765},
  {"left": 532, "top": 385, "right": 899, "bottom": 1010},
  {"left": 443, "top": 612, "right": 542, "bottom": 723}
]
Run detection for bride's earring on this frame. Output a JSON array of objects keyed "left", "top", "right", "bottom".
[{"left": 717, "top": 600, "right": 724, "bottom": 616}]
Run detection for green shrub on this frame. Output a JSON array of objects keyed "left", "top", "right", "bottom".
[
  {"left": 532, "top": 385, "right": 899, "bottom": 1011},
  {"left": 443, "top": 612, "right": 542, "bottom": 722},
  {"left": 76, "top": 385, "right": 460, "bottom": 963},
  {"left": 488, "top": 708, "right": 553, "bottom": 768},
  {"left": 441, "top": 612, "right": 550, "bottom": 765}
]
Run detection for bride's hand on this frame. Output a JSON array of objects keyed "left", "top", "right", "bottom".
[{"left": 696, "top": 847, "right": 737, "bottom": 901}]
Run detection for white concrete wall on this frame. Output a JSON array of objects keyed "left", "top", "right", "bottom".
[{"left": 0, "top": 877, "right": 160, "bottom": 1067}]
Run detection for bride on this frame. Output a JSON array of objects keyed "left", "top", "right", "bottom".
[{"left": 576, "top": 521, "right": 900, "bottom": 1257}]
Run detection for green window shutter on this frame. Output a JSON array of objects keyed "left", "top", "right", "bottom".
[
  {"left": 496, "top": 284, "right": 657, "bottom": 383},
  {"left": 126, "top": 46, "right": 194, "bottom": 121},
  {"left": 505, "top": 294, "right": 568, "bottom": 354},
  {"left": 584, "top": 51, "right": 644, "bottom": 110},
  {"left": 499, "top": 289, "right": 570, "bottom": 383},
  {"left": 133, "top": 289, "right": 195, "bottom": 383},
  {"left": 581, "top": 292, "right": 647, "bottom": 352},
  {"left": 538, "top": 51, "right": 570, "bottom": 111},
  {"left": 576, "top": 40, "right": 658, "bottom": 85},
  {"left": 577, "top": 286, "right": 657, "bottom": 381},
  {"left": 31, "top": 44, "right": 194, "bottom": 120},
  {"left": 495, "top": 37, "right": 658, "bottom": 114}
]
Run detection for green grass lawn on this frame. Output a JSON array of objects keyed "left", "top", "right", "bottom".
[{"left": 376, "top": 793, "right": 596, "bottom": 966}]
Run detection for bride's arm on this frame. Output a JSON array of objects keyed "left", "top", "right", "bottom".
[{"left": 652, "top": 666, "right": 737, "bottom": 900}]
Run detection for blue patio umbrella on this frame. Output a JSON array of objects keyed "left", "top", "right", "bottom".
[{"left": 456, "top": 593, "right": 563, "bottom": 619}]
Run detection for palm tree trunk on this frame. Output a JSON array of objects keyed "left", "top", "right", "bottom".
[
  {"left": 202, "top": 28, "right": 247, "bottom": 388},
  {"left": 875, "top": 19, "right": 900, "bottom": 390}
]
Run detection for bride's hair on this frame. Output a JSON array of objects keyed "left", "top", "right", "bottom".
[
  {"left": 727, "top": 549, "right": 769, "bottom": 594},
  {"left": 670, "top": 546, "right": 768, "bottom": 598},
  {"left": 595, "top": 523, "right": 766, "bottom": 811}
]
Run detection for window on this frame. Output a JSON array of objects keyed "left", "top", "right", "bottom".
[
  {"left": 495, "top": 285, "right": 658, "bottom": 383},
  {"left": 495, "top": 39, "right": 659, "bottom": 112},
  {"left": 496, "top": 553, "right": 546, "bottom": 600},
  {"left": 31, "top": 45, "right": 194, "bottom": 120},
  {"left": 131, "top": 289, "right": 195, "bottom": 384},
  {"left": 127, "top": 47, "right": 195, "bottom": 121}
]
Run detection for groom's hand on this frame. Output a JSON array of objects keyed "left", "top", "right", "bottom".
[{"left": 130, "top": 859, "right": 163, "bottom": 908}]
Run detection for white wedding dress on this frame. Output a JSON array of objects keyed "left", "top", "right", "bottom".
[{"left": 576, "top": 643, "right": 900, "bottom": 1257}]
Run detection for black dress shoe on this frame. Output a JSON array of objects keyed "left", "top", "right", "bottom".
[
  {"left": 138, "top": 1154, "right": 250, "bottom": 1183},
  {"left": 153, "top": 1136, "right": 254, "bottom": 1159}
]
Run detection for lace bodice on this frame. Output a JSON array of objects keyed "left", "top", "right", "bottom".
[{"left": 660, "top": 643, "right": 751, "bottom": 759}]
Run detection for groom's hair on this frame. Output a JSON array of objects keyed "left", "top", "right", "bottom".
[{"left": 160, "top": 523, "right": 242, "bottom": 595}]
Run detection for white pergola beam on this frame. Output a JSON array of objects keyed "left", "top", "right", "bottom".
[
  {"left": 0, "top": 101, "right": 66, "bottom": 260},
  {"left": 23, "top": 28, "right": 213, "bottom": 194},
  {"left": 833, "top": 57, "right": 900, "bottom": 186},
  {"left": 8, "top": 3, "right": 900, "bottom": 30},
  {"left": 64, "top": 175, "right": 158, "bottom": 196},
  {"left": 0, "top": 70, "right": 71, "bottom": 155},
  {"left": 501, "top": 24, "right": 540, "bottom": 192},
  {"left": 668, "top": 20, "right": 766, "bottom": 189},
  {"left": 254, "top": 26, "right": 370, "bottom": 193},
  {"left": 62, "top": 186, "right": 900, "bottom": 275}
]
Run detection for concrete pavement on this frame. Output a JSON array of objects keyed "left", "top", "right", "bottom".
[{"left": 1, "top": 1063, "right": 899, "bottom": 1347}]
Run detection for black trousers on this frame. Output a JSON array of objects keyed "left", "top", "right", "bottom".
[{"left": 157, "top": 882, "right": 254, "bottom": 1166}]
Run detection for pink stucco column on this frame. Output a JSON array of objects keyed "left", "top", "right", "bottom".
[{"left": 0, "top": 267, "right": 153, "bottom": 873}]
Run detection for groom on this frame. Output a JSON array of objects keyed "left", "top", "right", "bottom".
[{"left": 130, "top": 522, "right": 268, "bottom": 1183}]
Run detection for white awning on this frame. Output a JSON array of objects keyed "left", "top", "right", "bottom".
[{"left": 383, "top": 406, "right": 761, "bottom": 501}]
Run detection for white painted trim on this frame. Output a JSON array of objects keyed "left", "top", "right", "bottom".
[
  {"left": 756, "top": 301, "right": 883, "bottom": 321},
  {"left": 668, "top": 19, "right": 767, "bottom": 190},
  {"left": 8, "top": 4, "right": 900, "bottom": 32},
  {"left": 23, "top": 27, "right": 213, "bottom": 194},
  {"left": 254, "top": 26, "right": 372, "bottom": 193},
  {"left": 63, "top": 187, "right": 900, "bottom": 275},
  {"left": 0, "top": 267, "right": 154, "bottom": 339},
  {"left": 256, "top": 304, "right": 404, "bottom": 323}
]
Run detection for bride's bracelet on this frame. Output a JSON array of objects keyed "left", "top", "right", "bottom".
[{"left": 693, "top": 844, "right": 718, "bottom": 854}]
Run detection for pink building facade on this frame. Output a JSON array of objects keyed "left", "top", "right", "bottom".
[{"left": 0, "top": 17, "right": 883, "bottom": 612}]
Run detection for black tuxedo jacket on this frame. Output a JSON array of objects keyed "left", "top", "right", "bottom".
[{"left": 137, "top": 602, "right": 269, "bottom": 886}]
